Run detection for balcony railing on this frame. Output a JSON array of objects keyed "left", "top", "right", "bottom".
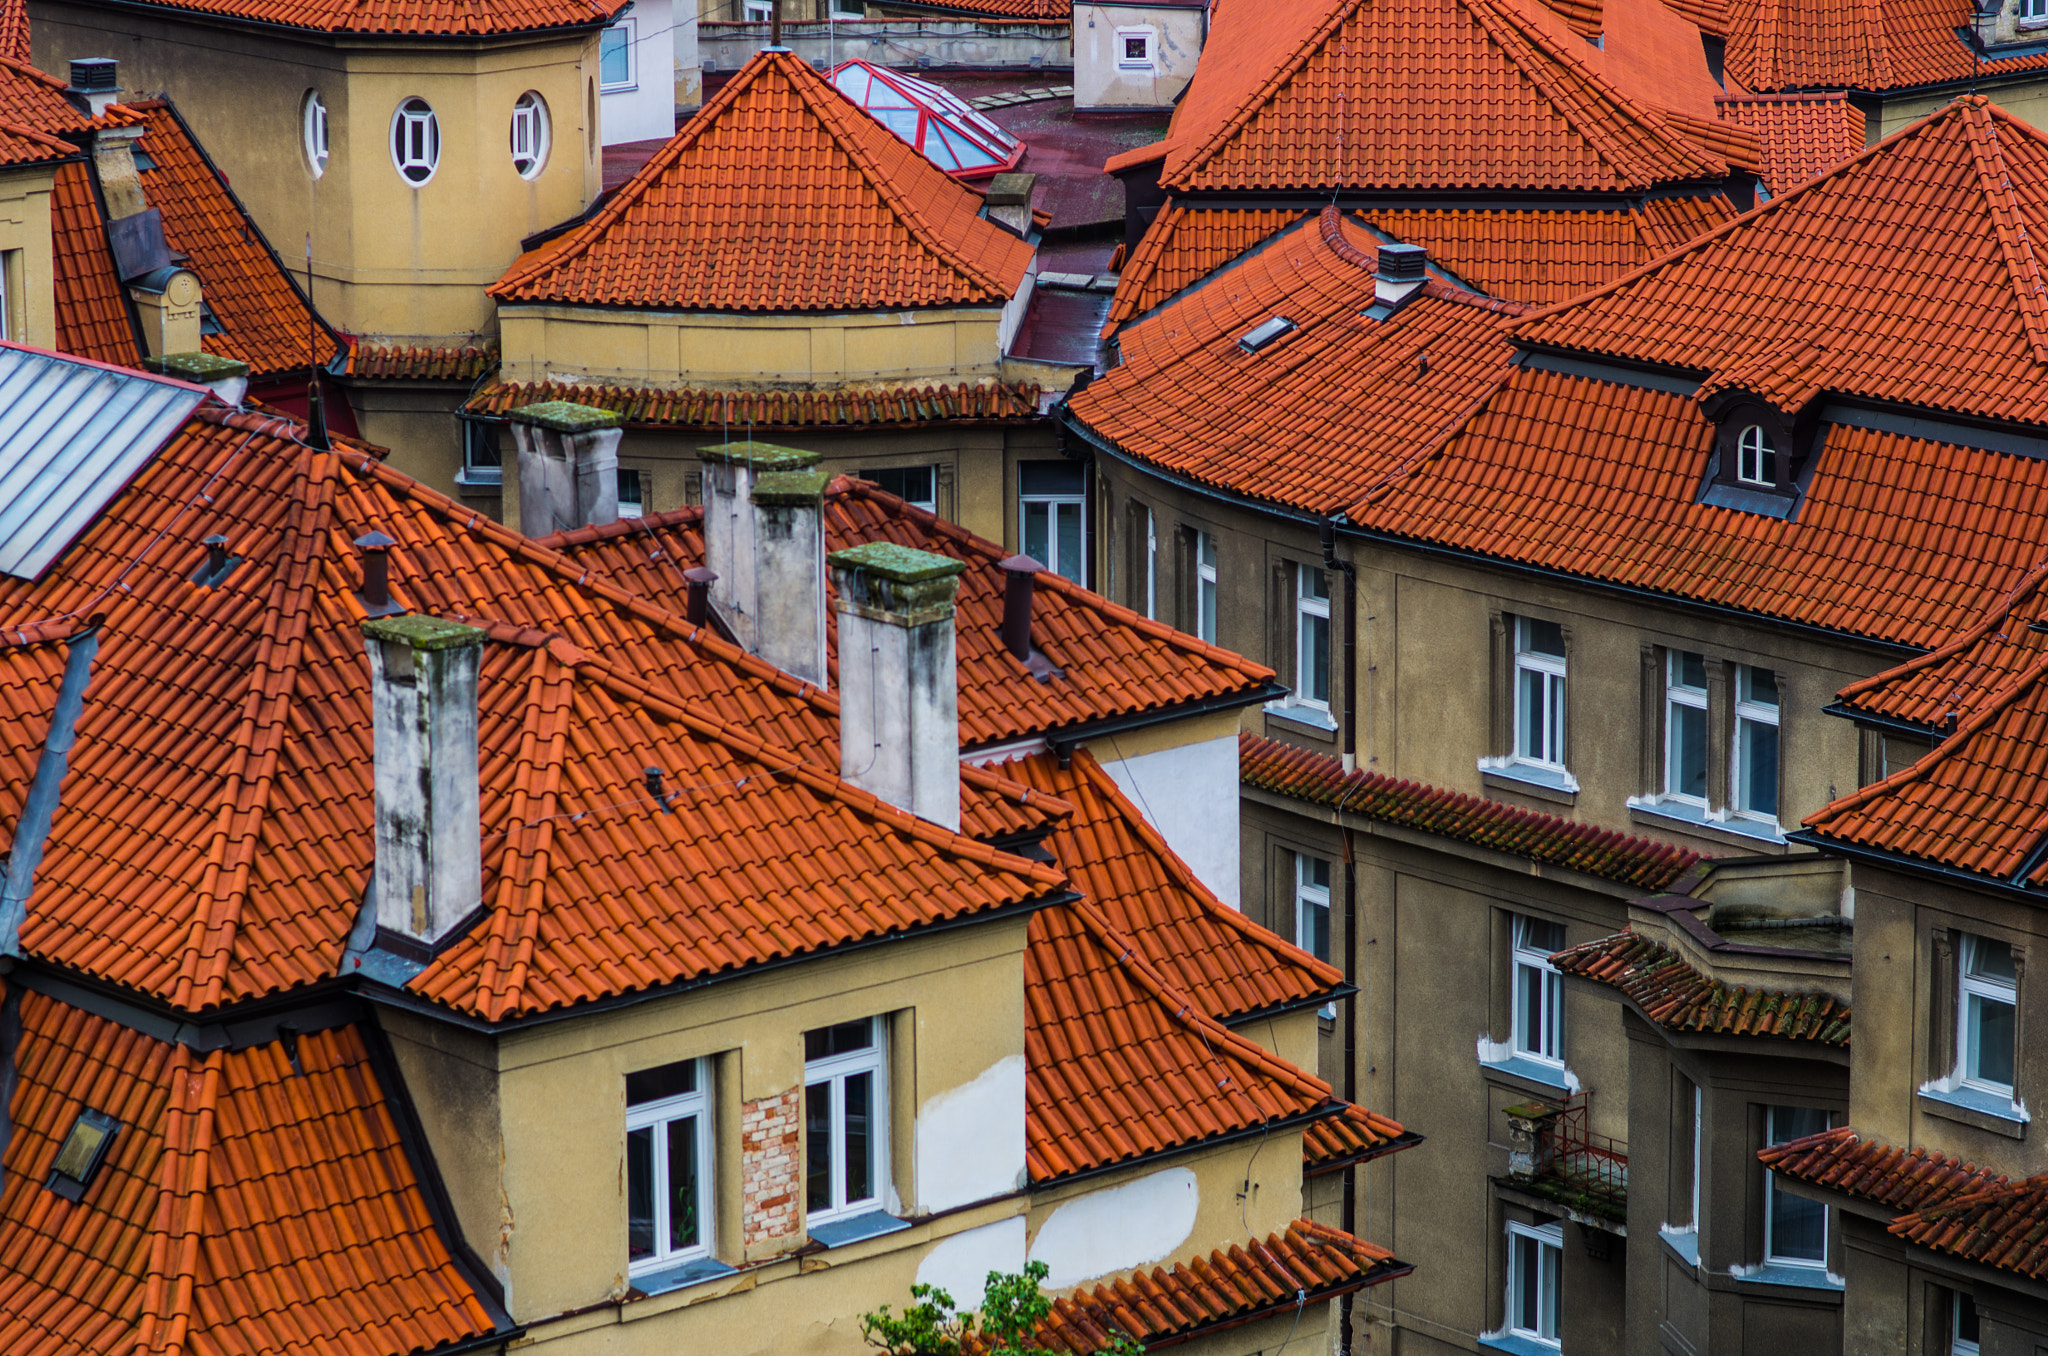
[{"left": 1505, "top": 1092, "right": 1627, "bottom": 1223}]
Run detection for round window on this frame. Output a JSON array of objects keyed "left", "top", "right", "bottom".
[
  {"left": 302, "top": 90, "right": 329, "bottom": 179},
  {"left": 390, "top": 96, "right": 440, "bottom": 186},
  {"left": 510, "top": 91, "right": 550, "bottom": 180}
]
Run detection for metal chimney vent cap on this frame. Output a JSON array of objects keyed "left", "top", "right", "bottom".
[
  {"left": 70, "top": 58, "right": 118, "bottom": 92},
  {"left": 1378, "top": 242, "right": 1428, "bottom": 282}
]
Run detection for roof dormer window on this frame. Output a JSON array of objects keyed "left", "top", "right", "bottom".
[{"left": 1735, "top": 425, "right": 1776, "bottom": 486}]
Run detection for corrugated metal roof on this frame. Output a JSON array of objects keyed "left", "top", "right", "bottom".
[{"left": 0, "top": 344, "right": 205, "bottom": 581}]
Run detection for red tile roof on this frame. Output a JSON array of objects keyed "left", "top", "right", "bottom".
[
  {"left": 1024, "top": 896, "right": 1336, "bottom": 1181},
  {"left": 491, "top": 50, "right": 1034, "bottom": 312},
  {"left": 1073, "top": 210, "right": 1527, "bottom": 516},
  {"left": 347, "top": 339, "right": 498, "bottom": 383},
  {"left": 1551, "top": 930, "right": 1852, "bottom": 1044},
  {"left": 1304, "top": 1103, "right": 1417, "bottom": 1175},
  {"left": 1830, "top": 559, "right": 2048, "bottom": 731},
  {"left": 1725, "top": 0, "right": 2048, "bottom": 93},
  {"left": 1715, "top": 92, "right": 1867, "bottom": 194},
  {"left": 0, "top": 985, "right": 501, "bottom": 1356},
  {"left": 469, "top": 377, "right": 1043, "bottom": 428},
  {"left": 1106, "top": 206, "right": 1304, "bottom": 327},
  {"left": 0, "top": 0, "right": 26, "bottom": 63},
  {"left": 1241, "top": 734, "right": 1703, "bottom": 889},
  {"left": 0, "top": 57, "right": 102, "bottom": 135},
  {"left": 1512, "top": 97, "right": 2048, "bottom": 428},
  {"left": 93, "top": 0, "right": 625, "bottom": 36},
  {"left": 1892, "top": 1176, "right": 2048, "bottom": 1281},
  {"left": 1033, "top": 1219, "right": 1408, "bottom": 1355},
  {"left": 50, "top": 161, "right": 143, "bottom": 368},
  {"left": 1760, "top": 1127, "right": 2009, "bottom": 1213},
  {"left": 538, "top": 478, "right": 1275, "bottom": 750}
]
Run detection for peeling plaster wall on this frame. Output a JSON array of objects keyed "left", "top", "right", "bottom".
[
  {"left": 916, "top": 1053, "right": 1026, "bottom": 1213},
  {"left": 1027, "top": 1166, "right": 1198, "bottom": 1290},
  {"left": 1098, "top": 732, "right": 1241, "bottom": 908},
  {"left": 916, "top": 1216, "right": 1028, "bottom": 1306}
]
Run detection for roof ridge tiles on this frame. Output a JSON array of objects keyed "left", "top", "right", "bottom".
[
  {"left": 1164, "top": 0, "right": 1366, "bottom": 190},
  {"left": 135, "top": 1043, "right": 223, "bottom": 1356},
  {"left": 1963, "top": 107, "right": 2048, "bottom": 366},
  {"left": 1834, "top": 557, "right": 2048, "bottom": 714}
]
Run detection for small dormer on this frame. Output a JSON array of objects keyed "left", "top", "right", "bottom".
[{"left": 1694, "top": 337, "right": 1833, "bottom": 517}]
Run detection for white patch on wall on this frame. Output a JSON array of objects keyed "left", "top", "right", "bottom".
[
  {"left": 1027, "top": 1166, "right": 1198, "bottom": 1290},
  {"left": 1099, "top": 733, "right": 1240, "bottom": 908},
  {"left": 917, "top": 1054, "right": 1026, "bottom": 1213},
  {"left": 916, "top": 1217, "right": 1028, "bottom": 1308}
]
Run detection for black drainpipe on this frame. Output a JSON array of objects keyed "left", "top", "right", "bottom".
[{"left": 1322, "top": 517, "right": 1362, "bottom": 1352}]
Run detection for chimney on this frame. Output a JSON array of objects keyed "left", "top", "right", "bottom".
[
  {"left": 830, "top": 544, "right": 965, "bottom": 831},
  {"left": 697, "top": 440, "right": 822, "bottom": 652},
  {"left": 999, "top": 553, "right": 1039, "bottom": 659},
  {"left": 69, "top": 59, "right": 119, "bottom": 118},
  {"left": 683, "top": 566, "right": 717, "bottom": 627},
  {"left": 361, "top": 616, "right": 486, "bottom": 950},
  {"left": 147, "top": 352, "right": 249, "bottom": 406},
  {"left": 748, "top": 469, "right": 830, "bottom": 687},
  {"left": 1375, "top": 243, "right": 1428, "bottom": 309},
  {"left": 982, "top": 173, "right": 1038, "bottom": 238},
  {"left": 506, "top": 401, "right": 624, "bottom": 537},
  {"left": 355, "top": 531, "right": 402, "bottom": 617}
]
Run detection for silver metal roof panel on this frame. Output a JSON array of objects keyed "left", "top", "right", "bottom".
[{"left": 0, "top": 344, "right": 207, "bottom": 582}]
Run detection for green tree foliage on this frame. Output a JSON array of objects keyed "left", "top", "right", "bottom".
[{"left": 859, "top": 1260, "right": 1144, "bottom": 1356}]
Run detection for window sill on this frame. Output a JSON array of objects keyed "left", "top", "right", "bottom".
[
  {"left": 631, "top": 1255, "right": 737, "bottom": 1297},
  {"left": 1264, "top": 702, "right": 1338, "bottom": 738},
  {"left": 1732, "top": 1262, "right": 1842, "bottom": 1292},
  {"left": 1480, "top": 763, "right": 1577, "bottom": 807},
  {"left": 602, "top": 82, "right": 640, "bottom": 93},
  {"left": 1627, "top": 800, "right": 1786, "bottom": 852},
  {"left": 453, "top": 470, "right": 502, "bottom": 488},
  {"left": 1478, "top": 1051, "right": 1576, "bottom": 1096},
  {"left": 1659, "top": 1226, "right": 1699, "bottom": 1268},
  {"left": 1478, "top": 1333, "right": 1560, "bottom": 1356},
  {"left": 809, "top": 1209, "right": 911, "bottom": 1249},
  {"left": 1919, "top": 1084, "right": 2029, "bottom": 1140}
]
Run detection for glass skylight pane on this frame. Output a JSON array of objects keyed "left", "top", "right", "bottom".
[{"left": 876, "top": 109, "right": 920, "bottom": 140}]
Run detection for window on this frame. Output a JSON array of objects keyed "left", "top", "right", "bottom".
[
  {"left": 1733, "top": 665, "right": 1780, "bottom": 821},
  {"left": 1688, "top": 1079, "right": 1703, "bottom": 1229},
  {"left": 1194, "top": 530, "right": 1218, "bottom": 643},
  {"left": 744, "top": 0, "right": 773, "bottom": 16},
  {"left": 1511, "top": 915, "right": 1566, "bottom": 1065},
  {"left": 1294, "top": 854, "right": 1330, "bottom": 963},
  {"left": 1514, "top": 618, "right": 1567, "bottom": 768},
  {"left": 302, "top": 90, "right": 329, "bottom": 179},
  {"left": 861, "top": 465, "right": 937, "bottom": 513},
  {"left": 511, "top": 91, "right": 550, "bottom": 179},
  {"left": 601, "top": 19, "right": 637, "bottom": 91},
  {"left": 805, "top": 1018, "right": 887, "bottom": 1224},
  {"left": 2022, "top": 0, "right": 2048, "bottom": 23},
  {"left": 1957, "top": 935, "right": 2017, "bottom": 1095},
  {"left": 461, "top": 421, "right": 502, "bottom": 485},
  {"left": 1294, "top": 566, "right": 1332, "bottom": 709},
  {"left": 390, "top": 97, "right": 440, "bottom": 185},
  {"left": 1951, "top": 1291, "right": 1981, "bottom": 1356},
  {"left": 1141, "top": 507, "right": 1157, "bottom": 620},
  {"left": 1019, "top": 460, "right": 1086, "bottom": 580},
  {"left": 1764, "top": 1106, "right": 1830, "bottom": 1267},
  {"left": 618, "top": 467, "right": 645, "bottom": 518},
  {"left": 1736, "top": 425, "right": 1776, "bottom": 486},
  {"left": 1663, "top": 650, "right": 1708, "bottom": 803},
  {"left": 1505, "top": 1220, "right": 1563, "bottom": 1349},
  {"left": 0, "top": 249, "right": 12, "bottom": 342},
  {"left": 1115, "top": 26, "right": 1156, "bottom": 68},
  {"left": 46, "top": 1107, "right": 120, "bottom": 1201},
  {"left": 627, "top": 1059, "right": 712, "bottom": 1274}
]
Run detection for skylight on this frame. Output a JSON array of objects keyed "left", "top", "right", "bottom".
[
  {"left": 46, "top": 1107, "right": 120, "bottom": 1201},
  {"left": 828, "top": 60, "right": 1025, "bottom": 180},
  {"left": 1238, "top": 317, "right": 1297, "bottom": 354}
]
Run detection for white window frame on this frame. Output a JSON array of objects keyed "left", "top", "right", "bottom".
[
  {"left": 1957, "top": 934, "right": 2018, "bottom": 1096},
  {"left": 1505, "top": 1220, "right": 1563, "bottom": 1349},
  {"left": 1952, "top": 1290, "right": 1982, "bottom": 1356},
  {"left": 1114, "top": 25, "right": 1158, "bottom": 69},
  {"left": 1195, "top": 531, "right": 1218, "bottom": 643},
  {"left": 1141, "top": 504, "right": 1157, "bottom": 621},
  {"left": 859, "top": 465, "right": 938, "bottom": 513},
  {"left": 1019, "top": 465, "right": 1087, "bottom": 581},
  {"left": 1295, "top": 854, "right": 1334, "bottom": 1018},
  {"left": 1736, "top": 425, "right": 1775, "bottom": 486},
  {"left": 744, "top": 0, "right": 773, "bottom": 16},
  {"left": 618, "top": 467, "right": 645, "bottom": 519},
  {"left": 0, "top": 249, "right": 13, "bottom": 342},
  {"left": 2021, "top": 0, "right": 2048, "bottom": 24},
  {"left": 600, "top": 18, "right": 638, "bottom": 91},
  {"left": 804, "top": 1018, "right": 889, "bottom": 1226},
  {"left": 1664, "top": 650, "right": 1709, "bottom": 807},
  {"left": 1731, "top": 664, "right": 1780, "bottom": 824},
  {"left": 1511, "top": 914, "right": 1566, "bottom": 1066},
  {"left": 303, "top": 90, "right": 329, "bottom": 179},
  {"left": 1689, "top": 1080, "right": 1703, "bottom": 1229},
  {"left": 1513, "top": 617, "right": 1567, "bottom": 770},
  {"left": 390, "top": 97, "right": 440, "bottom": 186},
  {"left": 511, "top": 91, "right": 550, "bottom": 180},
  {"left": 626, "top": 1059, "right": 713, "bottom": 1277},
  {"left": 1764, "top": 1105, "right": 1831, "bottom": 1269},
  {"left": 1296, "top": 565, "right": 1332, "bottom": 711}
]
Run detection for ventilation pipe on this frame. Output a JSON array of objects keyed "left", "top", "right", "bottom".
[
  {"left": 684, "top": 566, "right": 717, "bottom": 627},
  {"left": 1375, "top": 243, "right": 1428, "bottom": 310},
  {"left": 506, "top": 401, "right": 625, "bottom": 537},
  {"left": 68, "top": 59, "right": 120, "bottom": 119}
]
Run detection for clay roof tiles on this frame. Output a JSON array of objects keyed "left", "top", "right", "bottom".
[
  {"left": 1304, "top": 1104, "right": 1418, "bottom": 1174},
  {"left": 347, "top": 339, "right": 499, "bottom": 383},
  {"left": 1241, "top": 734, "right": 1702, "bottom": 888},
  {"left": 1760, "top": 1126, "right": 2010, "bottom": 1213},
  {"left": 1715, "top": 92, "right": 1867, "bottom": 193},
  {"left": 490, "top": 49, "right": 1034, "bottom": 313},
  {"left": 0, "top": 0, "right": 25, "bottom": 63},
  {"left": 1891, "top": 1176, "right": 2048, "bottom": 1280},
  {"left": 91, "top": 0, "right": 627, "bottom": 36},
  {"left": 1724, "top": 0, "right": 2048, "bottom": 93},
  {"left": 469, "top": 377, "right": 1043, "bottom": 428},
  {"left": 537, "top": 478, "right": 1275, "bottom": 750},
  {"left": 51, "top": 161, "right": 144, "bottom": 368},
  {"left": 1551, "top": 930, "right": 1852, "bottom": 1043}
]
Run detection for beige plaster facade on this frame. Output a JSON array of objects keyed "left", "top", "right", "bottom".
[
  {"left": 1073, "top": 2, "right": 1204, "bottom": 112},
  {"left": 0, "top": 161, "right": 58, "bottom": 348}
]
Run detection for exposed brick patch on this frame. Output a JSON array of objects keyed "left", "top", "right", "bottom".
[{"left": 741, "top": 1088, "right": 802, "bottom": 1249}]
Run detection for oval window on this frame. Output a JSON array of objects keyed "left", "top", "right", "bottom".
[
  {"left": 390, "top": 96, "right": 440, "bottom": 186},
  {"left": 303, "top": 90, "right": 329, "bottom": 179},
  {"left": 1735, "top": 424, "right": 1777, "bottom": 486},
  {"left": 511, "top": 91, "right": 550, "bottom": 179}
]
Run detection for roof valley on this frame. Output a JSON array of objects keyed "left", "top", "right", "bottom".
[{"left": 134, "top": 1043, "right": 222, "bottom": 1356}]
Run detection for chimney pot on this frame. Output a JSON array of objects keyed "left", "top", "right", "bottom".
[
  {"left": 203, "top": 534, "right": 229, "bottom": 577},
  {"left": 506, "top": 401, "right": 625, "bottom": 536},
  {"left": 69, "top": 59, "right": 119, "bottom": 117},
  {"left": 998, "top": 553, "right": 1041, "bottom": 660},
  {"left": 355, "top": 531, "right": 400, "bottom": 616},
  {"left": 1375, "top": 243, "right": 1428, "bottom": 310},
  {"left": 683, "top": 566, "right": 718, "bottom": 627}
]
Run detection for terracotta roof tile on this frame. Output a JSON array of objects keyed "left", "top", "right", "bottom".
[
  {"left": 93, "top": 0, "right": 625, "bottom": 36},
  {"left": 538, "top": 478, "right": 1274, "bottom": 749},
  {"left": 1715, "top": 92, "right": 1867, "bottom": 194},
  {"left": 1032, "top": 1219, "right": 1408, "bottom": 1355},
  {"left": 1725, "top": 0, "right": 2048, "bottom": 92},
  {"left": 468, "top": 377, "right": 1043, "bottom": 428},
  {"left": 0, "top": 986, "right": 500, "bottom": 1356},
  {"left": 1551, "top": 930, "right": 1852, "bottom": 1044},
  {"left": 1760, "top": 1126, "right": 2009, "bottom": 1213},
  {"left": 1891, "top": 1175, "right": 2048, "bottom": 1280},
  {"left": 490, "top": 50, "right": 1034, "bottom": 312},
  {"left": 0, "top": 0, "right": 25, "bottom": 63},
  {"left": 347, "top": 339, "right": 498, "bottom": 383},
  {"left": 1106, "top": 206, "right": 1305, "bottom": 327},
  {"left": 1242, "top": 734, "right": 1702, "bottom": 888},
  {"left": 51, "top": 160, "right": 143, "bottom": 368},
  {"left": 0, "top": 57, "right": 99, "bottom": 135},
  {"left": 1304, "top": 1104, "right": 1417, "bottom": 1174},
  {"left": 1831, "top": 560, "right": 2048, "bottom": 731}
]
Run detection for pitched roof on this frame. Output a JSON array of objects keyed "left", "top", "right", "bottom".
[
  {"left": 490, "top": 50, "right": 1034, "bottom": 312},
  {"left": 1725, "top": 0, "right": 2048, "bottom": 93},
  {"left": 1106, "top": 207, "right": 1305, "bottom": 327},
  {"left": 346, "top": 339, "right": 499, "bottom": 383},
  {"left": 1033, "top": 1220, "right": 1409, "bottom": 1355},
  {"left": 86, "top": 0, "right": 626, "bottom": 36},
  {"left": 1304, "top": 1103, "right": 1418, "bottom": 1174},
  {"left": 468, "top": 377, "right": 1044, "bottom": 429},
  {"left": 0, "top": 0, "right": 26, "bottom": 63},
  {"left": 1760, "top": 1126, "right": 2009, "bottom": 1214},
  {"left": 1891, "top": 1175, "right": 2048, "bottom": 1280},
  {"left": 0, "top": 984, "right": 503, "bottom": 1356},
  {"left": 0, "top": 57, "right": 100, "bottom": 136},
  {"left": 51, "top": 161, "right": 143, "bottom": 368},
  {"left": 537, "top": 477, "right": 1274, "bottom": 749},
  {"left": 1715, "top": 92, "right": 1867, "bottom": 194},
  {"left": 1241, "top": 734, "right": 1702, "bottom": 889},
  {"left": 1511, "top": 98, "right": 2048, "bottom": 428},
  {"left": 1071, "top": 210, "right": 1528, "bottom": 516},
  {"left": 1550, "top": 930, "right": 1852, "bottom": 1044},
  {"left": 1829, "top": 558, "right": 2048, "bottom": 731}
]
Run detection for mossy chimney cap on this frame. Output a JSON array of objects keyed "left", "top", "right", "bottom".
[
  {"left": 145, "top": 352, "right": 250, "bottom": 381},
  {"left": 697, "top": 440, "right": 820, "bottom": 471},
  {"left": 829, "top": 543, "right": 966, "bottom": 584},
  {"left": 751, "top": 469, "right": 830, "bottom": 506},
  {"left": 506, "top": 401, "right": 625, "bottom": 432},
  {"left": 362, "top": 615, "right": 487, "bottom": 651}
]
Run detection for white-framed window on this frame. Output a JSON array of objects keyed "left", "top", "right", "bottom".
[
  {"left": 627, "top": 1058, "right": 713, "bottom": 1275},
  {"left": 0, "top": 249, "right": 13, "bottom": 342},
  {"left": 618, "top": 468, "right": 645, "bottom": 518},
  {"left": 2021, "top": 0, "right": 2048, "bottom": 24},
  {"left": 860, "top": 465, "right": 938, "bottom": 513},
  {"left": 1511, "top": 914, "right": 1566, "bottom": 1065},
  {"left": 302, "top": 90, "right": 329, "bottom": 179},
  {"left": 600, "top": 19, "right": 637, "bottom": 91},
  {"left": 1505, "top": 1219, "right": 1563, "bottom": 1349},
  {"left": 1665, "top": 650, "right": 1708, "bottom": 805},
  {"left": 1688, "top": 1078, "right": 1703, "bottom": 1229},
  {"left": 1294, "top": 853, "right": 1331, "bottom": 963},
  {"left": 1141, "top": 506, "right": 1157, "bottom": 620},
  {"left": 1019, "top": 460, "right": 1086, "bottom": 581},
  {"left": 1951, "top": 1290, "right": 1982, "bottom": 1355},
  {"left": 1736, "top": 425, "right": 1776, "bottom": 486},
  {"left": 744, "top": 0, "right": 773, "bottom": 16},
  {"left": 511, "top": 91, "right": 550, "bottom": 179},
  {"left": 461, "top": 421, "right": 502, "bottom": 485},
  {"left": 1194, "top": 530, "right": 1218, "bottom": 643},
  {"left": 1732, "top": 665, "right": 1780, "bottom": 821},
  {"left": 1764, "top": 1105, "right": 1830, "bottom": 1267},
  {"left": 805, "top": 1018, "right": 887, "bottom": 1225},
  {"left": 1115, "top": 26, "right": 1156, "bottom": 69},
  {"left": 1514, "top": 617, "right": 1567, "bottom": 768},
  {"left": 390, "top": 97, "right": 440, "bottom": 186},
  {"left": 1957, "top": 934, "right": 2017, "bottom": 1095},
  {"left": 1297, "top": 565, "right": 1332, "bottom": 710}
]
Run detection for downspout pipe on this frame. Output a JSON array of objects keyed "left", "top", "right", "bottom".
[{"left": 1322, "top": 516, "right": 1362, "bottom": 1353}]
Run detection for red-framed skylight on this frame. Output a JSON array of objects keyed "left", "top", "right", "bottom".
[{"left": 828, "top": 59, "right": 1025, "bottom": 180}]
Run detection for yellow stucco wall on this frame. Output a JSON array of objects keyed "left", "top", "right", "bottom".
[{"left": 0, "top": 162, "right": 57, "bottom": 348}]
